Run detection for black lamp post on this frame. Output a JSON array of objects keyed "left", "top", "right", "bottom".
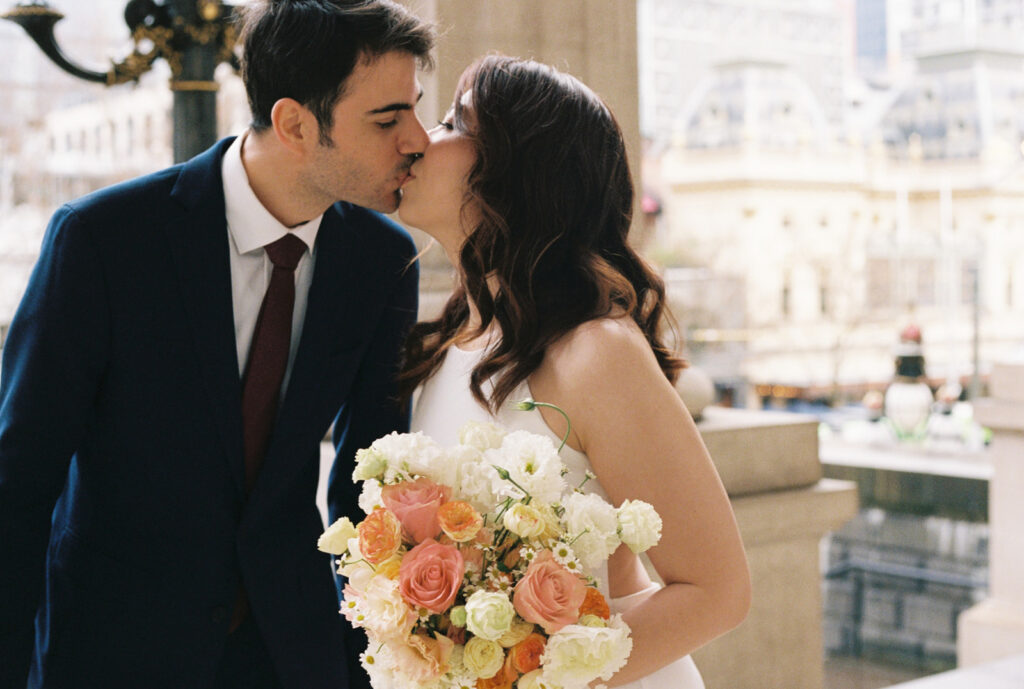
[{"left": 2, "top": 0, "right": 239, "bottom": 163}]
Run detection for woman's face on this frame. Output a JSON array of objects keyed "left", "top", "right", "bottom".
[{"left": 397, "top": 90, "right": 479, "bottom": 254}]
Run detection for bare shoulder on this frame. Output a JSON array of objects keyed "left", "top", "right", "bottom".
[{"left": 540, "top": 316, "right": 663, "bottom": 394}]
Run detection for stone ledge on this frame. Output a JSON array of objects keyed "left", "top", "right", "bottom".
[
  {"left": 698, "top": 407, "right": 822, "bottom": 497},
  {"left": 989, "top": 361, "right": 1024, "bottom": 403},
  {"left": 884, "top": 652, "right": 1024, "bottom": 688},
  {"left": 973, "top": 398, "right": 1024, "bottom": 433},
  {"left": 732, "top": 478, "right": 858, "bottom": 545}
]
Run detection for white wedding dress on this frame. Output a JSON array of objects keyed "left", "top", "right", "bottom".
[{"left": 412, "top": 344, "right": 705, "bottom": 689}]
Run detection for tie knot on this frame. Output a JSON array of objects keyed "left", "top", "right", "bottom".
[{"left": 264, "top": 233, "right": 307, "bottom": 271}]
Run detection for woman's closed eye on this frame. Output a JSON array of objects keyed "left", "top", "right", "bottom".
[{"left": 438, "top": 119, "right": 454, "bottom": 131}]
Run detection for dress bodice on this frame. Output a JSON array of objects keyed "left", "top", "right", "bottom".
[
  {"left": 411, "top": 344, "right": 611, "bottom": 591},
  {"left": 411, "top": 344, "right": 611, "bottom": 502}
]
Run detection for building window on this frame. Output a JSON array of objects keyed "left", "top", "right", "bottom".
[
  {"left": 961, "top": 258, "right": 979, "bottom": 306},
  {"left": 867, "top": 257, "right": 892, "bottom": 310},
  {"left": 781, "top": 281, "right": 791, "bottom": 318}
]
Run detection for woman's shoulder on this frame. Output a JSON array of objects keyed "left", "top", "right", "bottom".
[{"left": 542, "top": 316, "right": 659, "bottom": 386}]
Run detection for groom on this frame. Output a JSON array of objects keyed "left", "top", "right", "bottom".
[{"left": 0, "top": 1, "right": 432, "bottom": 687}]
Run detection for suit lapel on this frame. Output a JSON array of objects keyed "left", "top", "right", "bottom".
[{"left": 163, "top": 139, "right": 246, "bottom": 496}]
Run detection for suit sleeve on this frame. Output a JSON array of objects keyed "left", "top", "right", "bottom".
[
  {"left": 327, "top": 243, "right": 418, "bottom": 689},
  {"left": 0, "top": 205, "right": 110, "bottom": 687},
  {"left": 327, "top": 249, "right": 418, "bottom": 526}
]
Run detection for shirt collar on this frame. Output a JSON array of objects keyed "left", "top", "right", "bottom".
[{"left": 222, "top": 132, "right": 322, "bottom": 256}]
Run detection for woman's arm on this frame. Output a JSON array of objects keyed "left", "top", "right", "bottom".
[{"left": 530, "top": 317, "right": 751, "bottom": 686}]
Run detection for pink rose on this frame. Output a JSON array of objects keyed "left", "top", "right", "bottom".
[
  {"left": 513, "top": 550, "right": 587, "bottom": 634},
  {"left": 382, "top": 477, "right": 451, "bottom": 544},
  {"left": 399, "top": 539, "right": 465, "bottom": 614},
  {"left": 389, "top": 632, "right": 454, "bottom": 682}
]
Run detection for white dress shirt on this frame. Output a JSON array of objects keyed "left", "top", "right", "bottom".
[{"left": 221, "top": 133, "right": 322, "bottom": 395}]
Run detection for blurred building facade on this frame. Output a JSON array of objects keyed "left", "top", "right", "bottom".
[{"left": 643, "top": 0, "right": 1024, "bottom": 408}]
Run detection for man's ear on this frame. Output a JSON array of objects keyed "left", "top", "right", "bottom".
[{"left": 270, "top": 98, "right": 318, "bottom": 155}]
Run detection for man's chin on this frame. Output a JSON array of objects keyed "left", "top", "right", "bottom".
[{"left": 351, "top": 192, "right": 400, "bottom": 215}]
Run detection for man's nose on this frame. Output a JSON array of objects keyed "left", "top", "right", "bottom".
[{"left": 399, "top": 113, "right": 430, "bottom": 156}]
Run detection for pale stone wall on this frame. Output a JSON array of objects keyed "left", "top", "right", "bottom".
[{"left": 958, "top": 360, "right": 1024, "bottom": 666}]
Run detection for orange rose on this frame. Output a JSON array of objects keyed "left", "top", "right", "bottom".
[
  {"left": 508, "top": 633, "right": 546, "bottom": 674},
  {"left": 437, "top": 501, "right": 484, "bottom": 542},
  {"left": 357, "top": 508, "right": 402, "bottom": 565},
  {"left": 578, "top": 586, "right": 611, "bottom": 619}
]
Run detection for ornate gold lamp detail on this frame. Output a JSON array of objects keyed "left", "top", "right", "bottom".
[{"left": 3, "top": 0, "right": 239, "bottom": 162}]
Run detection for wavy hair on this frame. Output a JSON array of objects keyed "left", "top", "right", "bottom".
[{"left": 399, "top": 56, "right": 683, "bottom": 412}]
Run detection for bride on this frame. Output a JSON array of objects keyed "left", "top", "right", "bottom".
[{"left": 396, "top": 55, "right": 750, "bottom": 688}]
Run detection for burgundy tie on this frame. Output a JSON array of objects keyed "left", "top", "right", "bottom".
[
  {"left": 230, "top": 233, "right": 306, "bottom": 632},
  {"left": 240, "top": 232, "right": 307, "bottom": 492}
]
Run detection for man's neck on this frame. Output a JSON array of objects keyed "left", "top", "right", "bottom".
[{"left": 239, "top": 130, "right": 324, "bottom": 228}]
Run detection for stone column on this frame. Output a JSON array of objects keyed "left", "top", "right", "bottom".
[
  {"left": 958, "top": 361, "right": 1024, "bottom": 666},
  {"left": 692, "top": 408, "right": 859, "bottom": 689}
]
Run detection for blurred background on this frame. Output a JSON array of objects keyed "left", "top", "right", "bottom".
[{"left": 2, "top": 1, "right": 1023, "bottom": 688}]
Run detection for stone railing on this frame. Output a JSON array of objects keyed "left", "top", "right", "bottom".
[
  {"left": 690, "top": 408, "right": 859, "bottom": 689},
  {"left": 958, "top": 360, "right": 1024, "bottom": 666}
]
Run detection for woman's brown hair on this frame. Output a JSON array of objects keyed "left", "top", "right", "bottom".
[{"left": 399, "top": 55, "right": 683, "bottom": 412}]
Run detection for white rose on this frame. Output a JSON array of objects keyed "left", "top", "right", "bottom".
[
  {"left": 502, "top": 503, "right": 547, "bottom": 539},
  {"left": 562, "top": 493, "right": 621, "bottom": 569},
  {"left": 317, "top": 517, "right": 358, "bottom": 555},
  {"left": 486, "top": 430, "right": 566, "bottom": 505},
  {"left": 617, "top": 500, "right": 663, "bottom": 554},
  {"left": 541, "top": 615, "right": 633, "bottom": 689},
  {"left": 462, "top": 637, "right": 506, "bottom": 679},
  {"left": 353, "top": 447, "right": 388, "bottom": 482},
  {"left": 464, "top": 590, "right": 515, "bottom": 641},
  {"left": 358, "top": 479, "right": 384, "bottom": 515},
  {"left": 458, "top": 421, "right": 507, "bottom": 452}
]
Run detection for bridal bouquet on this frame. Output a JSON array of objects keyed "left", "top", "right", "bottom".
[{"left": 317, "top": 412, "right": 663, "bottom": 689}]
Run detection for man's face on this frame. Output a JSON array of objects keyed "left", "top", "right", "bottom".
[{"left": 305, "top": 51, "right": 428, "bottom": 213}]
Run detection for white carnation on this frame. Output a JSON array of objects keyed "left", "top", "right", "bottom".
[
  {"left": 458, "top": 420, "right": 507, "bottom": 452},
  {"left": 450, "top": 447, "right": 499, "bottom": 513},
  {"left": 617, "top": 499, "right": 663, "bottom": 554},
  {"left": 562, "top": 492, "right": 621, "bottom": 569},
  {"left": 485, "top": 430, "right": 566, "bottom": 505},
  {"left": 360, "top": 642, "right": 399, "bottom": 689},
  {"left": 541, "top": 615, "right": 633, "bottom": 689},
  {"left": 360, "top": 576, "right": 415, "bottom": 642},
  {"left": 358, "top": 479, "right": 384, "bottom": 515},
  {"left": 362, "top": 431, "right": 446, "bottom": 484}
]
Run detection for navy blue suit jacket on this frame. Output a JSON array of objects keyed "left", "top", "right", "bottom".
[{"left": 0, "top": 138, "right": 418, "bottom": 688}]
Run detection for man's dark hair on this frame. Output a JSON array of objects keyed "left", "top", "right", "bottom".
[{"left": 238, "top": 0, "right": 434, "bottom": 142}]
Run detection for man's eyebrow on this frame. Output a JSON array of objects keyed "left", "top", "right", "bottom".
[{"left": 366, "top": 88, "right": 424, "bottom": 115}]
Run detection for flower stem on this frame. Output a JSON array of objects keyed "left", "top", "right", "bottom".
[{"left": 514, "top": 398, "right": 572, "bottom": 452}]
